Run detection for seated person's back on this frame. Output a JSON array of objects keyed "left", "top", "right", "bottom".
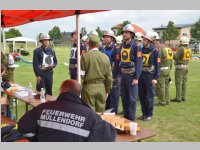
[{"left": 18, "top": 80, "right": 116, "bottom": 142}]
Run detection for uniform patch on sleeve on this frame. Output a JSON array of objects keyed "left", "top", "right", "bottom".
[
  {"left": 137, "top": 51, "right": 142, "bottom": 57},
  {"left": 157, "top": 57, "right": 161, "bottom": 63}
]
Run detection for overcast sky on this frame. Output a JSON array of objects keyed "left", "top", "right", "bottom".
[{"left": 5, "top": 10, "right": 200, "bottom": 39}]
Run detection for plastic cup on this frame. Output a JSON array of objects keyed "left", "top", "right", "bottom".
[{"left": 129, "top": 122, "right": 138, "bottom": 135}]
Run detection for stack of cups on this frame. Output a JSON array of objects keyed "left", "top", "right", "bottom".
[{"left": 129, "top": 122, "right": 138, "bottom": 136}]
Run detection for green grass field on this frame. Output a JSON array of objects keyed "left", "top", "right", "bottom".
[{"left": 6, "top": 45, "right": 200, "bottom": 142}]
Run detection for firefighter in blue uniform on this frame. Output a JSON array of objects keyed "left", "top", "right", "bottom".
[
  {"left": 119, "top": 24, "right": 143, "bottom": 121},
  {"left": 138, "top": 32, "right": 160, "bottom": 121},
  {"left": 135, "top": 32, "right": 143, "bottom": 49},
  {"left": 69, "top": 30, "right": 87, "bottom": 80},
  {"left": 33, "top": 34, "right": 57, "bottom": 95},
  {"left": 81, "top": 35, "right": 89, "bottom": 51},
  {"left": 102, "top": 30, "right": 120, "bottom": 113},
  {"left": 109, "top": 35, "right": 123, "bottom": 113}
]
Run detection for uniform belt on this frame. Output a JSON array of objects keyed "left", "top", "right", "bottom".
[
  {"left": 41, "top": 68, "right": 53, "bottom": 72},
  {"left": 40, "top": 66, "right": 53, "bottom": 72},
  {"left": 69, "top": 64, "right": 77, "bottom": 69},
  {"left": 121, "top": 68, "right": 135, "bottom": 74},
  {"left": 160, "top": 67, "right": 169, "bottom": 70},
  {"left": 84, "top": 79, "right": 104, "bottom": 85},
  {"left": 175, "top": 65, "right": 188, "bottom": 69},
  {"left": 142, "top": 66, "right": 155, "bottom": 72}
]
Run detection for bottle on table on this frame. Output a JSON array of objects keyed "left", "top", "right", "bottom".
[
  {"left": 40, "top": 88, "right": 46, "bottom": 103},
  {"left": 28, "top": 82, "right": 33, "bottom": 98}
]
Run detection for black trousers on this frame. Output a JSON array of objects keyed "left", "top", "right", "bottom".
[{"left": 36, "top": 71, "right": 53, "bottom": 95}]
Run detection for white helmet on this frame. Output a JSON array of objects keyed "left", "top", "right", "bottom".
[
  {"left": 8, "top": 54, "right": 15, "bottom": 68},
  {"left": 123, "top": 24, "right": 135, "bottom": 34},
  {"left": 88, "top": 30, "right": 99, "bottom": 36},
  {"left": 142, "top": 31, "right": 153, "bottom": 42},
  {"left": 152, "top": 32, "right": 160, "bottom": 40},
  {"left": 180, "top": 36, "right": 189, "bottom": 45},
  {"left": 116, "top": 35, "right": 123, "bottom": 44},
  {"left": 103, "top": 30, "right": 115, "bottom": 39},
  {"left": 135, "top": 32, "right": 143, "bottom": 41},
  {"left": 39, "top": 34, "right": 51, "bottom": 41},
  {"left": 82, "top": 35, "right": 88, "bottom": 42}
]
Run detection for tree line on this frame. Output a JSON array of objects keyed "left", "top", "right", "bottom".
[{"left": 1, "top": 17, "right": 200, "bottom": 45}]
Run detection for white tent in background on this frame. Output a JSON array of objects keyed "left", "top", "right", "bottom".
[{"left": 6, "top": 36, "right": 37, "bottom": 52}]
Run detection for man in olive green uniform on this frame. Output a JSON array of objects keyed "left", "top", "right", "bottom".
[
  {"left": 81, "top": 33, "right": 113, "bottom": 112},
  {"left": 1, "top": 51, "right": 8, "bottom": 77},
  {"left": 1, "top": 50, "right": 15, "bottom": 119},
  {"left": 156, "top": 40, "right": 173, "bottom": 106},
  {"left": 2, "top": 45, "right": 15, "bottom": 83},
  {"left": 171, "top": 36, "right": 191, "bottom": 102}
]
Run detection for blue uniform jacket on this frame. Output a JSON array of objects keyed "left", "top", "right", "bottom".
[
  {"left": 120, "top": 40, "right": 143, "bottom": 80},
  {"left": 103, "top": 44, "right": 115, "bottom": 63},
  {"left": 70, "top": 42, "right": 87, "bottom": 65},
  {"left": 33, "top": 46, "right": 57, "bottom": 77},
  {"left": 142, "top": 45, "right": 160, "bottom": 79},
  {"left": 111, "top": 46, "right": 121, "bottom": 79}
]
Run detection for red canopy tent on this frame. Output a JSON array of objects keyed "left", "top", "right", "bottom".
[
  {"left": 1, "top": 10, "right": 105, "bottom": 28},
  {"left": 1, "top": 10, "right": 106, "bottom": 83}
]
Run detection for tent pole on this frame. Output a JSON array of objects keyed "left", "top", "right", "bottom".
[
  {"left": 12, "top": 41, "right": 14, "bottom": 53},
  {"left": 2, "top": 28, "right": 6, "bottom": 52},
  {"left": 76, "top": 13, "right": 81, "bottom": 84},
  {"left": 26, "top": 41, "right": 27, "bottom": 50}
]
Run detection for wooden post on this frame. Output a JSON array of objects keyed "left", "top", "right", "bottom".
[{"left": 76, "top": 12, "right": 81, "bottom": 84}]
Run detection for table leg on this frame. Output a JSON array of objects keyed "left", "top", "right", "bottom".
[
  {"left": 13, "top": 99, "right": 18, "bottom": 120},
  {"left": 26, "top": 103, "right": 28, "bottom": 112}
]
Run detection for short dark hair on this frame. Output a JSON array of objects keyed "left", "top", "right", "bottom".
[
  {"left": 60, "top": 80, "right": 81, "bottom": 96},
  {"left": 71, "top": 32, "right": 82, "bottom": 39}
]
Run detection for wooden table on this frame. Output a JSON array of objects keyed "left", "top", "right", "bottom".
[
  {"left": 1, "top": 115, "right": 29, "bottom": 142},
  {"left": 115, "top": 128, "right": 156, "bottom": 142},
  {"left": 2, "top": 84, "right": 56, "bottom": 119},
  {"left": 1, "top": 115, "right": 17, "bottom": 125},
  {"left": 1, "top": 115, "right": 155, "bottom": 142}
]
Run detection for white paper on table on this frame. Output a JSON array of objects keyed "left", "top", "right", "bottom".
[{"left": 15, "top": 90, "right": 29, "bottom": 97}]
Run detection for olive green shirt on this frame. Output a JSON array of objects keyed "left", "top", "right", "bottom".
[
  {"left": 1, "top": 51, "right": 15, "bottom": 82},
  {"left": 174, "top": 46, "right": 190, "bottom": 65},
  {"left": 160, "top": 47, "right": 173, "bottom": 68},
  {"left": 1, "top": 51, "right": 8, "bottom": 81},
  {"left": 81, "top": 48, "right": 113, "bottom": 93}
]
